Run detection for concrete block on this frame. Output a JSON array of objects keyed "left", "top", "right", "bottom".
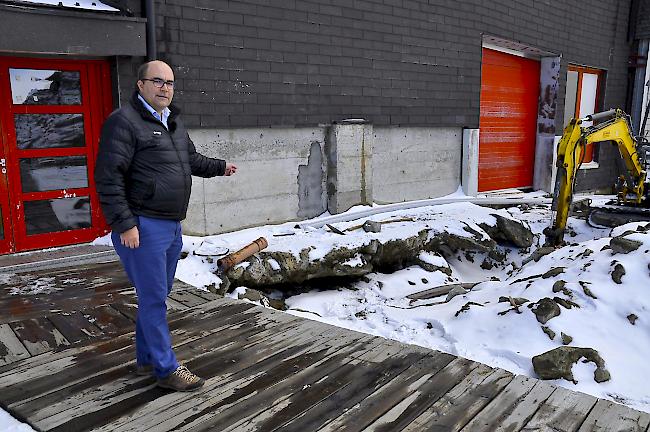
[
  {"left": 462, "top": 128, "right": 479, "bottom": 197},
  {"left": 326, "top": 121, "right": 374, "bottom": 214},
  {"left": 204, "top": 194, "right": 299, "bottom": 234},
  {"left": 187, "top": 127, "right": 326, "bottom": 233},
  {"left": 373, "top": 126, "right": 462, "bottom": 203}
]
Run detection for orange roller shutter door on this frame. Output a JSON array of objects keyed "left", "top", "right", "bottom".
[{"left": 479, "top": 48, "right": 540, "bottom": 191}]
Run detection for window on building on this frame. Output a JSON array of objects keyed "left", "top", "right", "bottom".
[{"left": 563, "top": 65, "right": 604, "bottom": 164}]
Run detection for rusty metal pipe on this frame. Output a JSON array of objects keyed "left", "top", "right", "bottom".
[{"left": 217, "top": 237, "right": 268, "bottom": 273}]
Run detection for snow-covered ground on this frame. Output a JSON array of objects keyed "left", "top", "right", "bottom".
[
  {"left": 170, "top": 190, "right": 649, "bottom": 414},
  {"left": 3, "top": 190, "right": 649, "bottom": 430}
]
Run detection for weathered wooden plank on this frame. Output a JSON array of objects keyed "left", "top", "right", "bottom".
[
  {"left": 459, "top": 375, "right": 555, "bottom": 432},
  {"left": 228, "top": 342, "right": 452, "bottom": 432},
  {"left": 77, "top": 320, "right": 371, "bottom": 432},
  {"left": 521, "top": 385, "right": 597, "bottom": 432},
  {"left": 189, "top": 289, "right": 223, "bottom": 302},
  {"left": 9, "top": 317, "right": 69, "bottom": 355},
  {"left": 84, "top": 305, "right": 134, "bottom": 334},
  {"left": 402, "top": 364, "right": 513, "bottom": 432},
  {"left": 166, "top": 297, "right": 189, "bottom": 311},
  {"left": 0, "top": 261, "right": 134, "bottom": 324},
  {"left": 577, "top": 399, "right": 650, "bottom": 432},
  {"left": 109, "top": 302, "right": 138, "bottom": 322},
  {"left": 48, "top": 311, "right": 103, "bottom": 344},
  {"left": 168, "top": 290, "right": 207, "bottom": 307},
  {"left": 29, "top": 311, "right": 307, "bottom": 430},
  {"left": 360, "top": 357, "right": 479, "bottom": 432},
  {"left": 0, "top": 300, "right": 256, "bottom": 394},
  {"left": 0, "top": 323, "right": 30, "bottom": 365},
  {"left": 25, "top": 315, "right": 301, "bottom": 425},
  {"left": 317, "top": 352, "right": 461, "bottom": 432},
  {"left": 8, "top": 300, "right": 293, "bottom": 417},
  {"left": 152, "top": 328, "right": 379, "bottom": 432}
]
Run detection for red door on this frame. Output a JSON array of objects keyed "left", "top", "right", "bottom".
[
  {"left": 479, "top": 48, "right": 540, "bottom": 191},
  {"left": 0, "top": 57, "right": 112, "bottom": 254}
]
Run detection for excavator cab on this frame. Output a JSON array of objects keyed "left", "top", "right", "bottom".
[{"left": 544, "top": 109, "right": 650, "bottom": 246}]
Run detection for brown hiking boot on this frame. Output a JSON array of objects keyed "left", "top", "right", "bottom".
[{"left": 157, "top": 365, "right": 205, "bottom": 392}]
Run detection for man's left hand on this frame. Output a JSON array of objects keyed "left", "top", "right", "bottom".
[{"left": 225, "top": 163, "right": 238, "bottom": 176}]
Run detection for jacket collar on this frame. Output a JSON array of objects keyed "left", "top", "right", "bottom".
[{"left": 129, "top": 91, "right": 180, "bottom": 127}]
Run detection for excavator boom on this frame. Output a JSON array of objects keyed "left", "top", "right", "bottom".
[{"left": 544, "top": 109, "right": 649, "bottom": 246}]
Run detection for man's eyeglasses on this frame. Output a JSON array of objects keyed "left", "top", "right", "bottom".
[{"left": 141, "top": 78, "right": 175, "bottom": 89}]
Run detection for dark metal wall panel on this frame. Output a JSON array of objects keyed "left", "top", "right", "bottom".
[{"left": 0, "top": 4, "right": 146, "bottom": 57}]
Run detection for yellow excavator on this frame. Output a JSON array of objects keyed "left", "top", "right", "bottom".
[{"left": 544, "top": 108, "right": 650, "bottom": 246}]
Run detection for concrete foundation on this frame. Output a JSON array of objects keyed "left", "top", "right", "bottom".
[
  {"left": 373, "top": 127, "right": 462, "bottom": 203},
  {"left": 462, "top": 128, "right": 480, "bottom": 197},
  {"left": 185, "top": 124, "right": 464, "bottom": 235},
  {"left": 185, "top": 127, "right": 326, "bottom": 235},
  {"left": 326, "top": 120, "right": 374, "bottom": 214}
]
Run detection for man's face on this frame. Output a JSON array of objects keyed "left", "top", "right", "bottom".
[{"left": 137, "top": 61, "right": 174, "bottom": 113}]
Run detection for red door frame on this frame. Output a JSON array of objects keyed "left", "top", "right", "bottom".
[{"left": 0, "top": 56, "right": 112, "bottom": 254}]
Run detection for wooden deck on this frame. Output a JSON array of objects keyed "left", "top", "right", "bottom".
[{"left": 1, "top": 261, "right": 649, "bottom": 431}]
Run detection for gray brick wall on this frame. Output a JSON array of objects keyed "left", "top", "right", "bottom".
[
  {"left": 634, "top": 0, "right": 650, "bottom": 40},
  {"left": 117, "top": 0, "right": 632, "bottom": 131}
]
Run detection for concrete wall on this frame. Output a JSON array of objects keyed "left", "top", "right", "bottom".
[
  {"left": 184, "top": 124, "right": 463, "bottom": 234},
  {"left": 373, "top": 127, "right": 462, "bottom": 203},
  {"left": 185, "top": 127, "right": 326, "bottom": 235}
]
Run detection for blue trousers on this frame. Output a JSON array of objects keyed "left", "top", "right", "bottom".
[{"left": 112, "top": 215, "right": 182, "bottom": 378}]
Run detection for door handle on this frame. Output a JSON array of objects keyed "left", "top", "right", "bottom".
[{"left": 1, "top": 158, "right": 5, "bottom": 174}]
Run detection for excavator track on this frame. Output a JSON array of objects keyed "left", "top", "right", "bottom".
[{"left": 587, "top": 205, "right": 650, "bottom": 228}]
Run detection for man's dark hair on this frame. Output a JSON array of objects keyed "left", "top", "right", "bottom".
[{"left": 137, "top": 62, "right": 150, "bottom": 81}]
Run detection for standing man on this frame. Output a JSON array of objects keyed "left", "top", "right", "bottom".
[{"left": 95, "top": 60, "right": 237, "bottom": 392}]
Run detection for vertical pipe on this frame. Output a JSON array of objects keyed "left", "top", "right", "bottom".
[
  {"left": 144, "top": 0, "right": 156, "bottom": 61},
  {"left": 631, "top": 40, "right": 649, "bottom": 134}
]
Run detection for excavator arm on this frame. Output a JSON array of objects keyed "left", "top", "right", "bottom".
[{"left": 544, "top": 109, "right": 647, "bottom": 246}]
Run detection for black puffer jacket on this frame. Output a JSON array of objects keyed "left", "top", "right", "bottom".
[{"left": 95, "top": 92, "right": 225, "bottom": 233}]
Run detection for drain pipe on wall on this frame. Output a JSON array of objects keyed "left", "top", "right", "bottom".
[{"left": 144, "top": 0, "right": 157, "bottom": 61}]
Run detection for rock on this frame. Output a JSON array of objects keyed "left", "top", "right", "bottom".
[
  {"left": 531, "top": 298, "right": 561, "bottom": 324},
  {"left": 579, "top": 282, "right": 597, "bottom": 299},
  {"left": 561, "top": 332, "right": 573, "bottom": 345},
  {"left": 223, "top": 216, "right": 530, "bottom": 289},
  {"left": 542, "top": 326, "right": 555, "bottom": 340},
  {"left": 238, "top": 288, "right": 286, "bottom": 310},
  {"left": 498, "top": 296, "right": 529, "bottom": 306},
  {"left": 553, "top": 296, "right": 580, "bottom": 309},
  {"left": 578, "top": 249, "right": 594, "bottom": 259},
  {"left": 362, "top": 220, "right": 382, "bottom": 233},
  {"left": 454, "top": 301, "right": 484, "bottom": 317},
  {"left": 522, "top": 246, "right": 555, "bottom": 265},
  {"left": 414, "top": 254, "right": 452, "bottom": 275},
  {"left": 479, "top": 214, "right": 534, "bottom": 248},
  {"left": 610, "top": 236, "right": 643, "bottom": 254},
  {"left": 552, "top": 280, "right": 566, "bottom": 293},
  {"left": 446, "top": 286, "right": 469, "bottom": 302},
  {"left": 594, "top": 367, "right": 611, "bottom": 383},
  {"left": 480, "top": 259, "right": 493, "bottom": 270},
  {"left": 611, "top": 263, "right": 626, "bottom": 284},
  {"left": 532, "top": 346, "right": 610, "bottom": 384},
  {"left": 552, "top": 280, "right": 572, "bottom": 297},
  {"left": 628, "top": 314, "right": 638, "bottom": 325},
  {"left": 542, "top": 267, "right": 565, "bottom": 278}
]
